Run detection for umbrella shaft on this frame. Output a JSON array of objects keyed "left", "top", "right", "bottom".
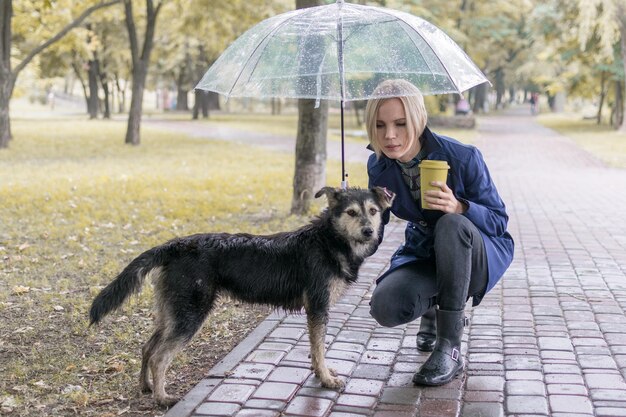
[{"left": 341, "top": 100, "right": 347, "bottom": 189}]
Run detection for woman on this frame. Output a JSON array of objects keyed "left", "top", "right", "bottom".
[{"left": 365, "top": 79, "right": 514, "bottom": 386}]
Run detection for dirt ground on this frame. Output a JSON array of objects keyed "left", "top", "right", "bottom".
[{"left": 0, "top": 292, "right": 272, "bottom": 417}]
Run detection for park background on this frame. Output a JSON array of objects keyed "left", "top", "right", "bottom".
[{"left": 1, "top": 1, "right": 626, "bottom": 416}]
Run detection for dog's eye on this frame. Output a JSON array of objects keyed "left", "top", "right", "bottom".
[
  {"left": 346, "top": 209, "right": 358, "bottom": 217},
  {"left": 369, "top": 207, "right": 379, "bottom": 215}
]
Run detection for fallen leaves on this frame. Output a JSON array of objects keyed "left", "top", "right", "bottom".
[{"left": 11, "top": 285, "right": 30, "bottom": 295}]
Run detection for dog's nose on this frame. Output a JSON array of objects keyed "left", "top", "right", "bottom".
[{"left": 362, "top": 227, "right": 374, "bottom": 238}]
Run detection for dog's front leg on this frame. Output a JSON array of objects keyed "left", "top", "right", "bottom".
[{"left": 307, "top": 312, "right": 344, "bottom": 389}]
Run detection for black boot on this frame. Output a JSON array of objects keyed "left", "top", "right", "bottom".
[
  {"left": 412, "top": 309, "right": 466, "bottom": 386},
  {"left": 416, "top": 307, "right": 436, "bottom": 352}
]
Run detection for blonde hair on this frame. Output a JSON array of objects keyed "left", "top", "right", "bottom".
[{"left": 364, "top": 79, "right": 428, "bottom": 159}]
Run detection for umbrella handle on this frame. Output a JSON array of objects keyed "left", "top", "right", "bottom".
[{"left": 340, "top": 100, "right": 348, "bottom": 190}]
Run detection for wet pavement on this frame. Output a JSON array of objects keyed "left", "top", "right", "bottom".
[{"left": 163, "top": 107, "right": 626, "bottom": 417}]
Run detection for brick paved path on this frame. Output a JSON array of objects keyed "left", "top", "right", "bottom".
[{"left": 166, "top": 107, "right": 626, "bottom": 417}]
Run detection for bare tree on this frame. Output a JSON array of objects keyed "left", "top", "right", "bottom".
[
  {"left": 0, "top": 0, "right": 121, "bottom": 149},
  {"left": 123, "top": 0, "right": 164, "bottom": 145}
]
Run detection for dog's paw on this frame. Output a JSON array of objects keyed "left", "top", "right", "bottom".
[
  {"left": 321, "top": 375, "right": 345, "bottom": 390},
  {"left": 156, "top": 394, "right": 179, "bottom": 408},
  {"left": 141, "top": 381, "right": 153, "bottom": 394}
]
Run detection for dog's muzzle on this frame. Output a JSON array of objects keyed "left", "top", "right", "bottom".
[{"left": 361, "top": 226, "right": 374, "bottom": 239}]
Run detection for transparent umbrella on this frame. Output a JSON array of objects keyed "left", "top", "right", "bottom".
[{"left": 195, "top": 0, "right": 489, "bottom": 187}]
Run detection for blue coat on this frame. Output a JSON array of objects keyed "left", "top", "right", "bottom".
[{"left": 368, "top": 126, "right": 514, "bottom": 303}]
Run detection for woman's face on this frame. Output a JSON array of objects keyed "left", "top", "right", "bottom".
[{"left": 376, "top": 98, "right": 419, "bottom": 162}]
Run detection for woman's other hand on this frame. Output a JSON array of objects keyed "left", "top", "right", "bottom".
[{"left": 424, "top": 181, "right": 467, "bottom": 214}]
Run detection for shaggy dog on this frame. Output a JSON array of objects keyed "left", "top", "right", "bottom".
[{"left": 89, "top": 186, "right": 395, "bottom": 406}]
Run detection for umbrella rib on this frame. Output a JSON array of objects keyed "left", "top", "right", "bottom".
[
  {"left": 376, "top": 10, "right": 459, "bottom": 92},
  {"left": 226, "top": 12, "right": 308, "bottom": 97}
]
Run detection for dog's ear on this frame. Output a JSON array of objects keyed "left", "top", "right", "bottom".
[
  {"left": 315, "top": 186, "right": 340, "bottom": 207},
  {"left": 371, "top": 186, "right": 395, "bottom": 210}
]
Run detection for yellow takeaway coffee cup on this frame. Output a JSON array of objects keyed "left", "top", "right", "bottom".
[{"left": 419, "top": 160, "right": 450, "bottom": 209}]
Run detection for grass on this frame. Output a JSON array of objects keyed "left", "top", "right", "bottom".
[
  {"left": 537, "top": 113, "right": 626, "bottom": 168},
  {"left": 0, "top": 117, "right": 369, "bottom": 416}
]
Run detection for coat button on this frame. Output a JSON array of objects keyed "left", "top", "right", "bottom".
[{"left": 419, "top": 221, "right": 428, "bottom": 227}]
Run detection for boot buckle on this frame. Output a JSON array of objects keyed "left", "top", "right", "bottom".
[{"left": 451, "top": 347, "right": 460, "bottom": 361}]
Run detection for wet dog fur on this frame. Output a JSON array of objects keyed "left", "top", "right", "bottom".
[{"left": 89, "top": 186, "right": 395, "bottom": 406}]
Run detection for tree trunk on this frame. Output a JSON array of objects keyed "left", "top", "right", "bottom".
[
  {"left": 101, "top": 79, "right": 111, "bottom": 119},
  {"left": 597, "top": 71, "right": 606, "bottom": 125},
  {"left": 125, "top": 62, "right": 147, "bottom": 145},
  {"left": 87, "top": 59, "right": 100, "bottom": 119},
  {"left": 176, "top": 87, "right": 188, "bottom": 110},
  {"left": 472, "top": 83, "right": 487, "bottom": 113},
  {"left": 0, "top": 74, "right": 11, "bottom": 149},
  {"left": 123, "top": 0, "right": 162, "bottom": 145},
  {"left": 494, "top": 67, "right": 504, "bottom": 109},
  {"left": 0, "top": 0, "right": 12, "bottom": 148},
  {"left": 619, "top": 16, "right": 626, "bottom": 132},
  {"left": 614, "top": 81, "right": 624, "bottom": 130},
  {"left": 291, "top": 99, "right": 328, "bottom": 215},
  {"left": 290, "top": 0, "right": 329, "bottom": 215},
  {"left": 114, "top": 74, "right": 126, "bottom": 113}
]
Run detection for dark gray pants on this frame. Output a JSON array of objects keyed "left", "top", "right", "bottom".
[{"left": 370, "top": 214, "right": 489, "bottom": 327}]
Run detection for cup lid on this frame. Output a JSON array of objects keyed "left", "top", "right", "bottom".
[{"left": 419, "top": 160, "right": 450, "bottom": 169}]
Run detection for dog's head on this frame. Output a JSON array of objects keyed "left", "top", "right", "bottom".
[{"left": 315, "top": 186, "right": 395, "bottom": 246}]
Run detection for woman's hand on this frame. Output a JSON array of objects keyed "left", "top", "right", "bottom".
[{"left": 424, "top": 181, "right": 467, "bottom": 214}]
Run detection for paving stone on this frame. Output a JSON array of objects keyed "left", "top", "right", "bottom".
[
  {"left": 461, "top": 402, "right": 504, "bottom": 417},
  {"left": 252, "top": 382, "right": 299, "bottom": 401},
  {"left": 335, "top": 393, "right": 377, "bottom": 408},
  {"left": 505, "top": 395, "right": 549, "bottom": 415},
  {"left": 267, "top": 366, "right": 312, "bottom": 384},
  {"left": 546, "top": 383, "right": 588, "bottom": 395},
  {"left": 466, "top": 375, "right": 505, "bottom": 391},
  {"left": 537, "top": 337, "right": 574, "bottom": 351},
  {"left": 585, "top": 373, "right": 626, "bottom": 390},
  {"left": 245, "top": 350, "right": 286, "bottom": 365},
  {"left": 241, "top": 399, "right": 286, "bottom": 411},
  {"left": 590, "top": 389, "right": 626, "bottom": 401},
  {"left": 594, "top": 408, "right": 626, "bottom": 417},
  {"left": 328, "top": 412, "right": 368, "bottom": 417},
  {"left": 506, "top": 380, "right": 545, "bottom": 396},
  {"left": 549, "top": 394, "right": 593, "bottom": 414},
  {"left": 207, "top": 383, "right": 256, "bottom": 404},
  {"left": 352, "top": 364, "right": 391, "bottom": 380},
  {"left": 235, "top": 410, "right": 280, "bottom": 417},
  {"left": 296, "top": 387, "right": 341, "bottom": 401},
  {"left": 418, "top": 398, "right": 460, "bottom": 417},
  {"left": 229, "top": 363, "right": 275, "bottom": 381},
  {"left": 379, "top": 387, "right": 421, "bottom": 405},
  {"left": 195, "top": 402, "right": 241, "bottom": 416},
  {"left": 463, "top": 391, "right": 504, "bottom": 402},
  {"left": 387, "top": 372, "right": 414, "bottom": 387},
  {"left": 268, "top": 327, "right": 305, "bottom": 341},
  {"left": 367, "top": 338, "right": 401, "bottom": 352},
  {"left": 283, "top": 396, "right": 333, "bottom": 417},
  {"left": 577, "top": 355, "right": 618, "bottom": 370},
  {"left": 344, "top": 378, "right": 385, "bottom": 396},
  {"left": 505, "top": 370, "right": 544, "bottom": 380},
  {"left": 420, "top": 386, "right": 463, "bottom": 401},
  {"left": 325, "top": 349, "right": 362, "bottom": 363}
]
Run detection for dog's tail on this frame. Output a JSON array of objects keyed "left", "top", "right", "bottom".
[{"left": 89, "top": 247, "right": 161, "bottom": 326}]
